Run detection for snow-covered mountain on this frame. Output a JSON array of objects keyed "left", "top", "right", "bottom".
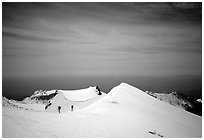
[
  {"left": 22, "top": 86, "right": 102, "bottom": 104},
  {"left": 20, "top": 86, "right": 201, "bottom": 116},
  {"left": 145, "top": 91, "right": 202, "bottom": 116},
  {"left": 2, "top": 83, "right": 202, "bottom": 138},
  {"left": 22, "top": 90, "right": 58, "bottom": 104},
  {"left": 2, "top": 97, "right": 23, "bottom": 108},
  {"left": 3, "top": 96, "right": 47, "bottom": 111}
]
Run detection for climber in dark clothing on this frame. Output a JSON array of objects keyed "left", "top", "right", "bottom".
[
  {"left": 96, "top": 86, "right": 102, "bottom": 95},
  {"left": 45, "top": 103, "right": 51, "bottom": 110},
  {"left": 71, "top": 105, "right": 74, "bottom": 111},
  {"left": 58, "top": 106, "right": 61, "bottom": 113}
]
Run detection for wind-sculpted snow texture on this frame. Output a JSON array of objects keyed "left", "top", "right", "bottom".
[{"left": 2, "top": 83, "right": 202, "bottom": 138}]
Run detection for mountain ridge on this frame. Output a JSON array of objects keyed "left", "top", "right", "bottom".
[
  {"left": 3, "top": 82, "right": 202, "bottom": 116},
  {"left": 2, "top": 82, "right": 202, "bottom": 137}
]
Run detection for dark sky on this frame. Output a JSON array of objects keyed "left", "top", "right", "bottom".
[{"left": 2, "top": 2, "right": 202, "bottom": 100}]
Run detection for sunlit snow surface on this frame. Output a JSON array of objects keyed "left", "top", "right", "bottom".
[{"left": 2, "top": 83, "right": 202, "bottom": 138}]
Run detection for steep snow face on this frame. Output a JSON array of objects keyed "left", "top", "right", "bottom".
[
  {"left": 87, "top": 83, "right": 173, "bottom": 110},
  {"left": 22, "top": 86, "right": 102, "bottom": 104},
  {"left": 46, "top": 91, "right": 106, "bottom": 113},
  {"left": 83, "top": 83, "right": 202, "bottom": 138},
  {"left": 46, "top": 92, "right": 71, "bottom": 112},
  {"left": 46, "top": 86, "right": 105, "bottom": 113},
  {"left": 2, "top": 83, "right": 202, "bottom": 138},
  {"left": 60, "top": 86, "right": 101, "bottom": 101}
]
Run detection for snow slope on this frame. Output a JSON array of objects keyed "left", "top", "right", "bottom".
[
  {"left": 45, "top": 86, "right": 105, "bottom": 113},
  {"left": 59, "top": 86, "right": 102, "bottom": 101},
  {"left": 2, "top": 83, "right": 202, "bottom": 138},
  {"left": 46, "top": 91, "right": 106, "bottom": 113}
]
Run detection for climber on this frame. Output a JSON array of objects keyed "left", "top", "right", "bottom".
[{"left": 58, "top": 106, "right": 61, "bottom": 113}]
